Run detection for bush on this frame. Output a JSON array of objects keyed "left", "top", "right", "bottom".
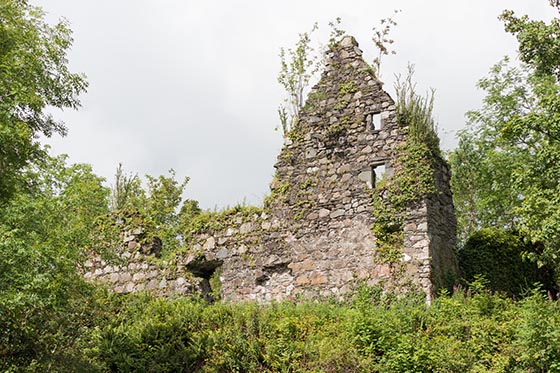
[
  {"left": 96, "top": 294, "right": 364, "bottom": 372},
  {"left": 92, "top": 287, "right": 560, "bottom": 372},
  {"left": 513, "top": 290, "right": 560, "bottom": 372},
  {"left": 458, "top": 228, "right": 550, "bottom": 297}
]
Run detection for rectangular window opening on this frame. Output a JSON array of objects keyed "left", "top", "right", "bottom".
[
  {"left": 372, "top": 164, "right": 386, "bottom": 186},
  {"left": 359, "top": 162, "right": 391, "bottom": 188},
  {"left": 372, "top": 113, "right": 382, "bottom": 130}
]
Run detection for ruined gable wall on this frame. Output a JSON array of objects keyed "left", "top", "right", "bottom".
[{"left": 84, "top": 36, "right": 458, "bottom": 302}]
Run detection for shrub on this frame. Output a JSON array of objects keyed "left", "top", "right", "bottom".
[
  {"left": 91, "top": 288, "right": 560, "bottom": 372},
  {"left": 458, "top": 228, "right": 549, "bottom": 297}
]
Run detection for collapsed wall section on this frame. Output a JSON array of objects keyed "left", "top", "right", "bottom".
[{"left": 83, "top": 222, "right": 200, "bottom": 297}]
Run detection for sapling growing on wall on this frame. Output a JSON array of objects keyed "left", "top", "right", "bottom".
[
  {"left": 277, "top": 13, "right": 399, "bottom": 137},
  {"left": 277, "top": 23, "right": 320, "bottom": 137},
  {"left": 371, "top": 10, "right": 400, "bottom": 79}
]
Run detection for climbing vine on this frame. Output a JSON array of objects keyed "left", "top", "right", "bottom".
[
  {"left": 372, "top": 141, "right": 438, "bottom": 263},
  {"left": 372, "top": 67, "right": 440, "bottom": 264}
]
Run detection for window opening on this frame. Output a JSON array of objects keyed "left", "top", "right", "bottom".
[
  {"left": 359, "top": 162, "right": 390, "bottom": 188},
  {"left": 366, "top": 112, "right": 382, "bottom": 131},
  {"left": 372, "top": 164, "right": 386, "bottom": 186}
]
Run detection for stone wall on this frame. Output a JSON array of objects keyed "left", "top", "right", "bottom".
[
  {"left": 427, "top": 161, "right": 459, "bottom": 292},
  {"left": 85, "top": 36, "right": 458, "bottom": 302},
  {"left": 84, "top": 226, "right": 201, "bottom": 297}
]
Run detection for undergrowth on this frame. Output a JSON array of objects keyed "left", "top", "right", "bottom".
[{"left": 88, "top": 286, "right": 560, "bottom": 372}]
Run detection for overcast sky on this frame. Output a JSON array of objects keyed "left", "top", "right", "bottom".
[{"left": 36, "top": 1, "right": 555, "bottom": 209}]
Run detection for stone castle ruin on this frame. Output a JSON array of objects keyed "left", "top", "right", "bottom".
[{"left": 84, "top": 36, "right": 458, "bottom": 302}]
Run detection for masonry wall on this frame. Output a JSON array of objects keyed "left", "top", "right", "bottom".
[
  {"left": 427, "top": 162, "right": 459, "bottom": 291},
  {"left": 84, "top": 226, "right": 200, "bottom": 298},
  {"left": 85, "top": 36, "right": 458, "bottom": 302}
]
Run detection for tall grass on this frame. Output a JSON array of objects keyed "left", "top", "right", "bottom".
[{"left": 395, "top": 64, "right": 441, "bottom": 155}]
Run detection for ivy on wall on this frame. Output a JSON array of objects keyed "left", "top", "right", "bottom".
[{"left": 372, "top": 66, "right": 441, "bottom": 264}]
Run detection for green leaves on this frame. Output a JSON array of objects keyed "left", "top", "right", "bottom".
[
  {"left": 92, "top": 289, "right": 560, "bottom": 372},
  {"left": 0, "top": 1, "right": 87, "bottom": 131},
  {"left": 0, "top": 152, "right": 111, "bottom": 370},
  {"left": 277, "top": 23, "right": 321, "bottom": 136},
  {"left": 371, "top": 9, "right": 400, "bottom": 79},
  {"left": 372, "top": 68, "right": 440, "bottom": 264},
  {"left": 106, "top": 164, "right": 201, "bottom": 256},
  {"left": 501, "top": 6, "right": 560, "bottom": 80},
  {"left": 0, "top": 0, "right": 88, "bottom": 203},
  {"left": 458, "top": 228, "right": 547, "bottom": 297},
  {"left": 451, "top": 3, "right": 560, "bottom": 280}
]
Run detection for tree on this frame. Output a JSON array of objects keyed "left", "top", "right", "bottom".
[
  {"left": 371, "top": 10, "right": 400, "bottom": 79},
  {"left": 277, "top": 23, "right": 320, "bottom": 137},
  {"left": 0, "top": 154, "right": 110, "bottom": 370},
  {"left": 451, "top": 1, "right": 560, "bottom": 279},
  {"left": 0, "top": 0, "right": 88, "bottom": 202},
  {"left": 109, "top": 163, "right": 145, "bottom": 211},
  {"left": 450, "top": 59, "right": 534, "bottom": 242},
  {"left": 501, "top": 2, "right": 560, "bottom": 80}
]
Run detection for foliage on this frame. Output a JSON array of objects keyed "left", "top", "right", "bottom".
[
  {"left": 277, "top": 13, "right": 399, "bottom": 136},
  {"left": 0, "top": 0, "right": 88, "bottom": 202},
  {"left": 92, "top": 288, "right": 560, "bottom": 372},
  {"left": 371, "top": 10, "right": 400, "bottom": 79},
  {"left": 277, "top": 23, "right": 320, "bottom": 136},
  {"left": 372, "top": 67, "right": 439, "bottom": 264},
  {"left": 95, "top": 294, "right": 358, "bottom": 372},
  {"left": 451, "top": 1, "right": 560, "bottom": 279},
  {"left": 107, "top": 164, "right": 263, "bottom": 257},
  {"left": 93, "top": 209, "right": 160, "bottom": 262},
  {"left": 109, "top": 163, "right": 145, "bottom": 211},
  {"left": 181, "top": 203, "right": 263, "bottom": 244},
  {"left": 458, "top": 228, "right": 553, "bottom": 297},
  {"left": 143, "top": 169, "right": 190, "bottom": 253},
  {"left": 450, "top": 59, "right": 538, "bottom": 244},
  {"left": 107, "top": 165, "right": 200, "bottom": 256},
  {"left": 372, "top": 140, "right": 437, "bottom": 264},
  {"left": 395, "top": 64, "right": 440, "bottom": 154},
  {"left": 500, "top": 3, "right": 560, "bottom": 80},
  {"left": 327, "top": 17, "right": 346, "bottom": 47},
  {"left": 514, "top": 289, "right": 560, "bottom": 371},
  {"left": 0, "top": 153, "right": 111, "bottom": 371}
]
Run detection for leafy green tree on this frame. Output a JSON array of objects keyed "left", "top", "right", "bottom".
[
  {"left": 498, "top": 3, "right": 560, "bottom": 270},
  {"left": 451, "top": 2, "right": 560, "bottom": 279},
  {"left": 0, "top": 0, "right": 88, "bottom": 202},
  {"left": 0, "top": 154, "right": 110, "bottom": 370},
  {"left": 501, "top": 1, "right": 560, "bottom": 80},
  {"left": 0, "top": 2, "right": 108, "bottom": 368},
  {"left": 450, "top": 59, "right": 533, "bottom": 242}
]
